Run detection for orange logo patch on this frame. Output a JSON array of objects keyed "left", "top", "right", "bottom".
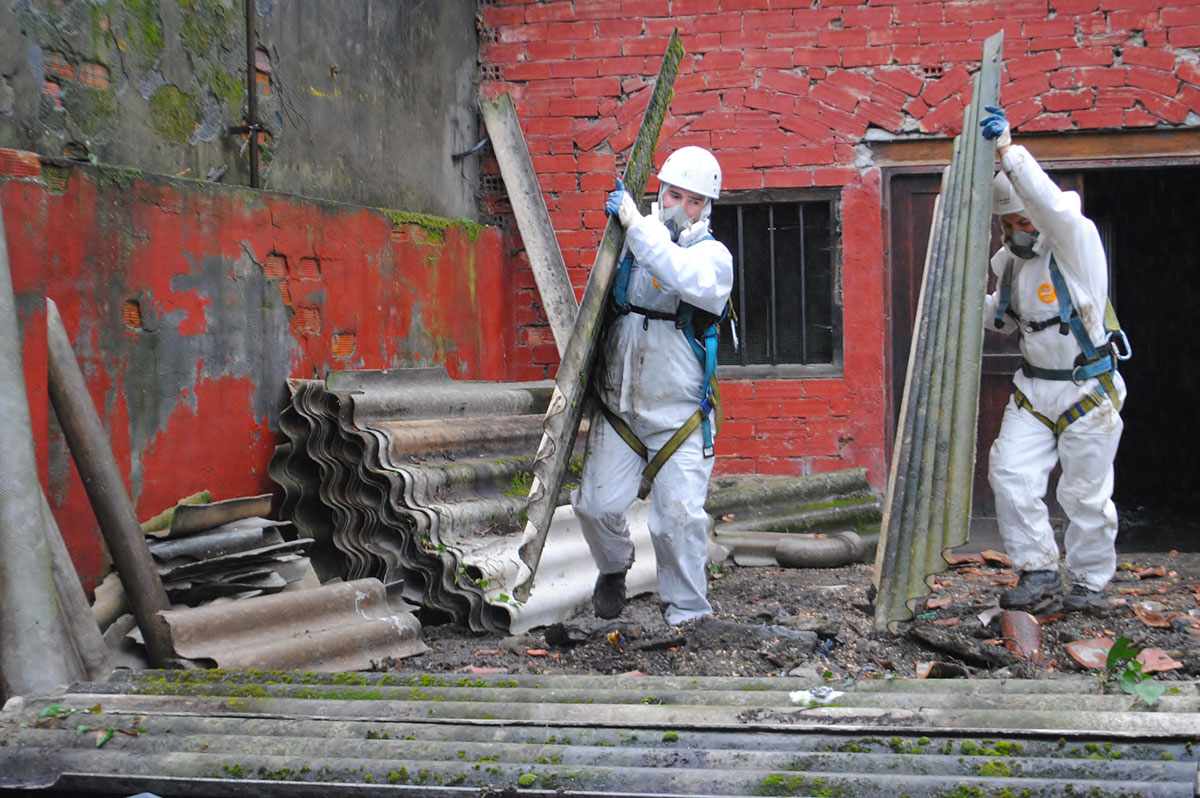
[{"left": 1037, "top": 283, "right": 1056, "bottom": 303}]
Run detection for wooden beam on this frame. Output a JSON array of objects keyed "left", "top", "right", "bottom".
[{"left": 871, "top": 128, "right": 1200, "bottom": 168}]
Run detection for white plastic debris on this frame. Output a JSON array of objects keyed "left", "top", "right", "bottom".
[{"left": 789, "top": 685, "right": 844, "bottom": 705}]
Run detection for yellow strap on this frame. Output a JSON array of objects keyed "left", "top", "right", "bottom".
[
  {"left": 600, "top": 377, "right": 724, "bottom": 501},
  {"left": 599, "top": 402, "right": 648, "bottom": 459},
  {"left": 1013, "top": 386, "right": 1112, "bottom": 438}
]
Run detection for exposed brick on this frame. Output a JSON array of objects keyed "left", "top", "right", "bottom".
[
  {"left": 689, "top": 110, "right": 738, "bottom": 131},
  {"left": 504, "top": 61, "right": 553, "bottom": 81},
  {"left": 1095, "top": 87, "right": 1137, "bottom": 108},
  {"left": 1007, "top": 52, "right": 1060, "bottom": 81},
  {"left": 481, "top": 5, "right": 525, "bottom": 27},
  {"left": 870, "top": 82, "right": 908, "bottom": 109},
  {"left": 704, "top": 69, "right": 756, "bottom": 90},
  {"left": 1123, "top": 107, "right": 1159, "bottom": 126},
  {"left": 1178, "top": 60, "right": 1200, "bottom": 89},
  {"left": 42, "top": 79, "right": 62, "bottom": 107},
  {"left": 918, "top": 23, "right": 972, "bottom": 45},
  {"left": 525, "top": 3, "right": 576, "bottom": 22},
  {"left": 722, "top": 170, "right": 763, "bottom": 191},
  {"left": 695, "top": 50, "right": 742, "bottom": 72},
  {"left": 825, "top": 69, "right": 876, "bottom": 97},
  {"left": 1021, "top": 112, "right": 1072, "bottom": 132},
  {"left": 1076, "top": 66, "right": 1129, "bottom": 88},
  {"left": 1049, "top": 70, "right": 1077, "bottom": 89},
  {"left": 894, "top": 3, "right": 944, "bottom": 23},
  {"left": 1029, "top": 36, "right": 1080, "bottom": 54},
  {"left": 43, "top": 50, "right": 75, "bottom": 81},
  {"left": 841, "top": 6, "right": 893, "bottom": 27},
  {"left": 742, "top": 87, "right": 793, "bottom": 114},
  {"left": 868, "top": 25, "right": 920, "bottom": 45},
  {"left": 1105, "top": 9, "right": 1160, "bottom": 30},
  {"left": 894, "top": 43, "right": 946, "bottom": 66},
  {"left": 1000, "top": 73, "right": 1051, "bottom": 104},
  {"left": 1024, "top": 17, "right": 1077, "bottom": 38},
  {"left": 758, "top": 69, "right": 810, "bottom": 97},
  {"left": 743, "top": 9, "right": 795, "bottom": 29},
  {"left": 1005, "top": 97, "right": 1043, "bottom": 129},
  {"left": 767, "top": 29, "right": 821, "bottom": 50},
  {"left": 1179, "top": 84, "right": 1200, "bottom": 114},
  {"left": 1061, "top": 47, "right": 1116, "bottom": 68},
  {"left": 919, "top": 96, "right": 966, "bottom": 134},
  {"left": 921, "top": 64, "right": 971, "bottom": 105},
  {"left": 499, "top": 23, "right": 550, "bottom": 44},
  {"left": 1168, "top": 26, "right": 1200, "bottom": 48},
  {"left": 720, "top": 29, "right": 772, "bottom": 50},
  {"left": 1121, "top": 45, "right": 1176, "bottom": 72},
  {"left": 875, "top": 67, "right": 925, "bottom": 97},
  {"left": 1069, "top": 108, "right": 1125, "bottom": 128},
  {"left": 784, "top": 145, "right": 838, "bottom": 165},
  {"left": 1127, "top": 66, "right": 1181, "bottom": 96},
  {"left": 818, "top": 27, "right": 869, "bottom": 48},
  {"left": 812, "top": 166, "right": 858, "bottom": 186},
  {"left": 943, "top": 41, "right": 985, "bottom": 64},
  {"left": 595, "top": 18, "right": 643, "bottom": 38},
  {"left": 550, "top": 97, "right": 599, "bottom": 117},
  {"left": 792, "top": 48, "right": 841, "bottom": 68},
  {"left": 811, "top": 81, "right": 859, "bottom": 113},
  {"left": 0, "top": 148, "right": 41, "bottom": 179},
  {"left": 751, "top": 146, "right": 786, "bottom": 167},
  {"left": 1054, "top": 0, "right": 1100, "bottom": 10},
  {"left": 857, "top": 98, "right": 906, "bottom": 131},
  {"left": 744, "top": 48, "right": 794, "bottom": 69},
  {"left": 1042, "top": 88, "right": 1095, "bottom": 111},
  {"left": 694, "top": 12, "right": 740, "bottom": 33},
  {"left": 944, "top": 1, "right": 997, "bottom": 22},
  {"left": 904, "top": 95, "right": 931, "bottom": 118},
  {"left": 1139, "top": 91, "right": 1190, "bottom": 122}
]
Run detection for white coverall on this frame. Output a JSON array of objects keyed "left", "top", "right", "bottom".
[
  {"left": 983, "top": 145, "right": 1126, "bottom": 592},
  {"left": 571, "top": 209, "right": 733, "bottom": 625}
]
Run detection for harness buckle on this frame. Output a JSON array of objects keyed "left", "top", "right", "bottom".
[
  {"left": 702, "top": 445, "right": 714, "bottom": 458},
  {"left": 1070, "top": 364, "right": 1086, "bottom": 385},
  {"left": 1110, "top": 329, "right": 1132, "bottom": 361}
]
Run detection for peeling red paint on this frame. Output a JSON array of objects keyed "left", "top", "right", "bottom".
[{"left": 3, "top": 156, "right": 518, "bottom": 590}]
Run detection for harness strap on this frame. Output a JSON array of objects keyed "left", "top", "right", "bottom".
[
  {"left": 598, "top": 377, "right": 723, "bottom": 500},
  {"left": 1012, "top": 386, "right": 1112, "bottom": 438}
]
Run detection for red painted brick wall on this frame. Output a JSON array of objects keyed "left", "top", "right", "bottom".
[
  {"left": 479, "top": 0, "right": 1200, "bottom": 487},
  {"left": 2, "top": 152, "right": 519, "bottom": 589}
]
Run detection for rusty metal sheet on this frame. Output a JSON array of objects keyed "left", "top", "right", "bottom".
[
  {"left": 169, "top": 493, "right": 274, "bottom": 537},
  {"left": 160, "top": 578, "right": 427, "bottom": 670}
]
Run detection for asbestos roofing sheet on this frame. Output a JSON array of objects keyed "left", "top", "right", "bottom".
[
  {"left": 159, "top": 577, "right": 427, "bottom": 670},
  {"left": 169, "top": 494, "right": 274, "bottom": 537},
  {"left": 3, "top": 672, "right": 1199, "bottom": 797}
]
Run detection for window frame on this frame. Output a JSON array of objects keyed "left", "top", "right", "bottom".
[{"left": 710, "top": 187, "right": 844, "bottom": 379}]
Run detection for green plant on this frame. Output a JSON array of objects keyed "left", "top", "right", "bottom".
[{"left": 1103, "top": 636, "right": 1167, "bottom": 707}]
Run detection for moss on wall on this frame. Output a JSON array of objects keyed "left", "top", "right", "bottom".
[
  {"left": 177, "top": 0, "right": 238, "bottom": 56},
  {"left": 149, "top": 84, "right": 199, "bottom": 143}
]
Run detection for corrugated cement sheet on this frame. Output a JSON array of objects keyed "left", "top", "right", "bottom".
[
  {"left": 2, "top": 671, "right": 1198, "bottom": 796},
  {"left": 873, "top": 32, "right": 1003, "bottom": 632},
  {"left": 270, "top": 367, "right": 883, "bottom": 635}
]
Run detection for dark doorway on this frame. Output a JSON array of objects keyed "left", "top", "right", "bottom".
[
  {"left": 887, "top": 161, "right": 1200, "bottom": 552},
  {"left": 1084, "top": 166, "right": 1200, "bottom": 550}
]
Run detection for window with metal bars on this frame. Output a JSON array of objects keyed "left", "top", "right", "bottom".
[{"left": 709, "top": 194, "right": 841, "bottom": 372}]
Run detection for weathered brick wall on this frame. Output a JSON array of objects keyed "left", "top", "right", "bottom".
[
  {"left": 478, "top": 0, "right": 1200, "bottom": 485},
  {"left": 2, "top": 149, "right": 518, "bottom": 588}
]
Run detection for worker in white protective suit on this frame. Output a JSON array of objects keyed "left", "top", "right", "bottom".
[
  {"left": 571, "top": 146, "right": 734, "bottom": 626},
  {"left": 979, "top": 105, "right": 1128, "bottom": 612}
]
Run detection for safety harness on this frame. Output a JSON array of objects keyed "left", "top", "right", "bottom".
[
  {"left": 993, "top": 253, "right": 1131, "bottom": 436},
  {"left": 600, "top": 236, "right": 730, "bottom": 499}
]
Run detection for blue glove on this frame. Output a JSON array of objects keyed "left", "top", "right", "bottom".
[
  {"left": 979, "top": 104, "right": 1011, "bottom": 147},
  {"left": 605, "top": 179, "right": 632, "bottom": 217}
]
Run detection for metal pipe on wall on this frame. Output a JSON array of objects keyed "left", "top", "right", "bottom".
[{"left": 44, "top": 299, "right": 176, "bottom": 668}]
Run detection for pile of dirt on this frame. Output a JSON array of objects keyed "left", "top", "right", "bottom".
[{"left": 378, "top": 551, "right": 1200, "bottom": 683}]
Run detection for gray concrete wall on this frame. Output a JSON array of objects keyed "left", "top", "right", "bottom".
[{"left": 0, "top": 0, "right": 480, "bottom": 217}]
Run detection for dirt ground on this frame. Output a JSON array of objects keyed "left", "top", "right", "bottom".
[{"left": 380, "top": 548, "right": 1200, "bottom": 683}]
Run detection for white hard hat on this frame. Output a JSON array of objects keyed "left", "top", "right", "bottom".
[
  {"left": 992, "top": 170, "right": 1024, "bottom": 216},
  {"left": 657, "top": 146, "right": 722, "bottom": 199}
]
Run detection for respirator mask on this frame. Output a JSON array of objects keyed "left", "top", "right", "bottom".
[{"left": 1005, "top": 229, "right": 1039, "bottom": 260}]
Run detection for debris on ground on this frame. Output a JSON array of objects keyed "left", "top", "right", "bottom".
[{"left": 382, "top": 549, "right": 1200, "bottom": 680}]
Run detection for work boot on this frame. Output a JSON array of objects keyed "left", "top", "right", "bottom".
[
  {"left": 593, "top": 569, "right": 628, "bottom": 619},
  {"left": 1062, "top": 583, "right": 1105, "bottom": 612},
  {"left": 999, "top": 569, "right": 1062, "bottom": 609}
]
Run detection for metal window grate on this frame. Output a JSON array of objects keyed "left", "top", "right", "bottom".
[{"left": 711, "top": 199, "right": 836, "bottom": 366}]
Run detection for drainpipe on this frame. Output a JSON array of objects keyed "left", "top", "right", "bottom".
[{"left": 229, "top": 0, "right": 261, "bottom": 187}]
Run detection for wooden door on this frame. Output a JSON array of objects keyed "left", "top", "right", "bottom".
[{"left": 886, "top": 170, "right": 1082, "bottom": 518}]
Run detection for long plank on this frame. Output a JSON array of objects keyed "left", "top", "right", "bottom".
[
  {"left": 479, "top": 92, "right": 579, "bottom": 357},
  {"left": 514, "top": 30, "right": 685, "bottom": 598}
]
